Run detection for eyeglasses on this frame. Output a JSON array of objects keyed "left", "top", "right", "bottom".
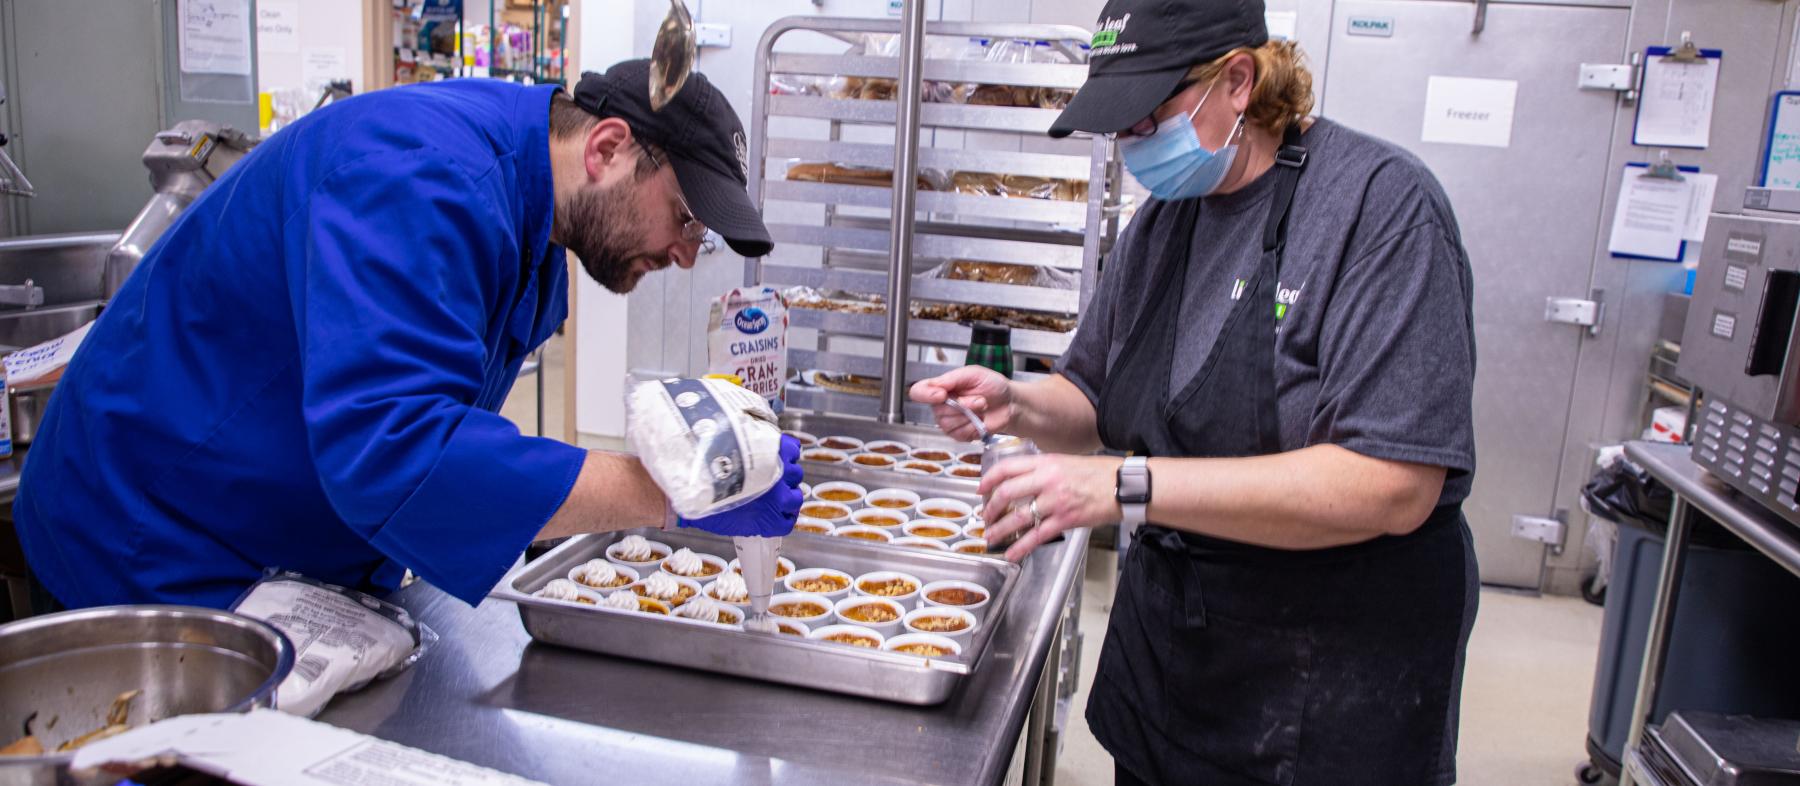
[
  {"left": 642, "top": 145, "right": 710, "bottom": 245},
  {"left": 1111, "top": 79, "right": 1205, "bottom": 140}
]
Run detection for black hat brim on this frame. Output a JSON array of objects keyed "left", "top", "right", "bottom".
[
  {"left": 1048, "top": 66, "right": 1189, "bottom": 139},
  {"left": 670, "top": 156, "right": 773, "bottom": 258}
]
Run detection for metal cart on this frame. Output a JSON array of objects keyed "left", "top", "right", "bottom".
[{"left": 745, "top": 15, "right": 1120, "bottom": 425}]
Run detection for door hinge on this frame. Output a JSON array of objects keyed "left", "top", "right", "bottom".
[
  {"left": 1578, "top": 54, "right": 1640, "bottom": 102},
  {"left": 1546, "top": 289, "right": 1605, "bottom": 337},
  {"left": 1512, "top": 513, "right": 1567, "bottom": 553}
]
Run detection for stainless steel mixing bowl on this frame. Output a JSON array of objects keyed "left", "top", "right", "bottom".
[{"left": 0, "top": 605, "right": 294, "bottom": 786}]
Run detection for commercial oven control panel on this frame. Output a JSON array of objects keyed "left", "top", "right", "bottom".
[{"left": 1693, "top": 397, "right": 1800, "bottom": 521}]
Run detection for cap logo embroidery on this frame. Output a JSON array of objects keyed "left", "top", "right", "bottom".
[
  {"left": 732, "top": 131, "right": 748, "bottom": 178},
  {"left": 1091, "top": 14, "right": 1136, "bottom": 55}
]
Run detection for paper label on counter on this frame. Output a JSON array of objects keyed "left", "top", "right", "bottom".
[
  {"left": 305, "top": 739, "right": 544, "bottom": 786},
  {"left": 4, "top": 321, "right": 92, "bottom": 385},
  {"left": 1421, "top": 76, "right": 1517, "bottom": 148},
  {"left": 72, "top": 710, "right": 549, "bottom": 786}
]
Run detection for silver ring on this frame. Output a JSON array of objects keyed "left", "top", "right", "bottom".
[{"left": 1028, "top": 499, "right": 1042, "bottom": 528}]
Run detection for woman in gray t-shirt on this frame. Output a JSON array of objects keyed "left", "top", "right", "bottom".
[{"left": 910, "top": 0, "right": 1478, "bottom": 783}]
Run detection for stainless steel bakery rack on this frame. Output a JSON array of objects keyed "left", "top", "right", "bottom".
[{"left": 747, "top": 16, "right": 1120, "bottom": 424}]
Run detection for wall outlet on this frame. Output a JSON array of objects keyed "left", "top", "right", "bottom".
[{"left": 695, "top": 23, "right": 732, "bottom": 48}]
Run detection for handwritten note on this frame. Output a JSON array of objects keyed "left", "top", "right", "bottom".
[
  {"left": 1634, "top": 48, "right": 1721, "bottom": 148},
  {"left": 1763, "top": 93, "right": 1800, "bottom": 188}
]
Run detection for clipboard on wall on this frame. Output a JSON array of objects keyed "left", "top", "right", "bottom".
[
  {"left": 1608, "top": 161, "right": 1701, "bottom": 262},
  {"left": 1760, "top": 91, "right": 1800, "bottom": 188},
  {"left": 1631, "top": 44, "right": 1723, "bottom": 149}
]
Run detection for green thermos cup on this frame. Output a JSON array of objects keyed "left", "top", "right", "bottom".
[{"left": 967, "top": 322, "right": 1013, "bottom": 379}]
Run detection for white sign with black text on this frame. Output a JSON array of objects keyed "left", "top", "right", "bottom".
[{"left": 1421, "top": 76, "right": 1517, "bottom": 149}]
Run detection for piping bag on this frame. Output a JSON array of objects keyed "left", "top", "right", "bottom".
[{"left": 734, "top": 536, "right": 782, "bottom": 633}]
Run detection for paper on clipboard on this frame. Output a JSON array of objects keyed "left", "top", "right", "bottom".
[
  {"left": 1608, "top": 165, "right": 1695, "bottom": 261},
  {"left": 1633, "top": 47, "right": 1721, "bottom": 148},
  {"left": 1681, "top": 172, "right": 1718, "bottom": 242}
]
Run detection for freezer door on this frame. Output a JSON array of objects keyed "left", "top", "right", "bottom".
[{"left": 1321, "top": 0, "right": 1629, "bottom": 587}]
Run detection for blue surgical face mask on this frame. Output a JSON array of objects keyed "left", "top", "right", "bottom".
[{"left": 1118, "top": 81, "right": 1246, "bottom": 200}]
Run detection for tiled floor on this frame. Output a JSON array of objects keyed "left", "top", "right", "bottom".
[
  {"left": 1051, "top": 551, "right": 1608, "bottom": 786},
  {"left": 506, "top": 338, "right": 1610, "bottom": 785}
]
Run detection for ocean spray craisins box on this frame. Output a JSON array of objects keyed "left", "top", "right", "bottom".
[{"left": 707, "top": 287, "right": 788, "bottom": 406}]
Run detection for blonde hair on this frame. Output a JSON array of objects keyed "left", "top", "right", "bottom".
[{"left": 1186, "top": 40, "right": 1314, "bottom": 134}]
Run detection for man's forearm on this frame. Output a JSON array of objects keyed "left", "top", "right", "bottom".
[
  {"left": 1012, "top": 374, "right": 1104, "bottom": 454},
  {"left": 1147, "top": 444, "right": 1446, "bottom": 549},
  {"left": 537, "top": 451, "right": 668, "bottom": 540}
]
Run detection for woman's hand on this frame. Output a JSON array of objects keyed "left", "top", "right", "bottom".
[
  {"left": 909, "top": 366, "right": 1015, "bottom": 442},
  {"left": 979, "top": 454, "right": 1124, "bottom": 562}
]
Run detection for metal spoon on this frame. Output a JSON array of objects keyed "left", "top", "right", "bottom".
[{"left": 648, "top": 0, "right": 696, "bottom": 112}]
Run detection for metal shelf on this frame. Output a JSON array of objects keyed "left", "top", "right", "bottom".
[
  {"left": 788, "top": 308, "right": 1075, "bottom": 356},
  {"left": 767, "top": 223, "right": 1087, "bottom": 269},
  {"left": 764, "top": 139, "right": 1094, "bottom": 180},
  {"left": 764, "top": 180, "right": 1090, "bottom": 225},
  {"left": 768, "top": 95, "right": 1069, "bottom": 134},
  {"left": 749, "top": 15, "right": 1116, "bottom": 423}
]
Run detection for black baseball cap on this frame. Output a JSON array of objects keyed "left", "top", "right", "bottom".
[
  {"left": 1048, "top": 0, "right": 1268, "bottom": 139},
  {"left": 573, "top": 59, "right": 773, "bottom": 257}
]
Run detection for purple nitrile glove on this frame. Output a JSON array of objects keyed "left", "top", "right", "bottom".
[{"left": 679, "top": 435, "right": 805, "bottom": 537}]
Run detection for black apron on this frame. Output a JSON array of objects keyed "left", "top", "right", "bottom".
[{"left": 1086, "top": 124, "right": 1478, "bottom": 786}]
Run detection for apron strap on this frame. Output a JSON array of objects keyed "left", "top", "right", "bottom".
[{"left": 1260, "top": 122, "right": 1310, "bottom": 259}]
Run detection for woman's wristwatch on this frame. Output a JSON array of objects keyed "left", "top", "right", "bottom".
[{"left": 1116, "top": 456, "right": 1151, "bottom": 527}]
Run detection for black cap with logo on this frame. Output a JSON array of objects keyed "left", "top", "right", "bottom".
[
  {"left": 573, "top": 59, "right": 773, "bottom": 257},
  {"left": 1048, "top": 0, "right": 1268, "bottom": 139}
]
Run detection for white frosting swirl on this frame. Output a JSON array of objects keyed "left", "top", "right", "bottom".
[
  {"left": 665, "top": 548, "right": 706, "bottom": 576},
  {"left": 709, "top": 572, "right": 750, "bottom": 603},
  {"left": 676, "top": 597, "right": 729, "bottom": 624},
  {"left": 614, "top": 535, "right": 657, "bottom": 562},
  {"left": 601, "top": 591, "right": 641, "bottom": 612},
  {"left": 534, "top": 579, "right": 584, "bottom": 602},
  {"left": 638, "top": 572, "right": 685, "bottom": 600},
  {"left": 575, "top": 559, "right": 620, "bottom": 586}
]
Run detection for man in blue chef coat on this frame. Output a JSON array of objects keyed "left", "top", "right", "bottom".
[{"left": 14, "top": 59, "right": 803, "bottom": 611}]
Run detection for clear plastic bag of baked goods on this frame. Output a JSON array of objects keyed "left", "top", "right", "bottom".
[
  {"left": 1029, "top": 41, "right": 1079, "bottom": 110},
  {"left": 966, "top": 39, "right": 1038, "bottom": 107},
  {"left": 627, "top": 376, "right": 786, "bottom": 519},
  {"left": 916, "top": 258, "right": 1079, "bottom": 290},
  {"left": 923, "top": 36, "right": 988, "bottom": 104},
  {"left": 229, "top": 570, "right": 437, "bottom": 718},
  {"left": 784, "top": 159, "right": 947, "bottom": 191}
]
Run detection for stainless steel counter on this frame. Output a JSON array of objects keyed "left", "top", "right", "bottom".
[
  {"left": 1616, "top": 441, "right": 1800, "bottom": 786},
  {"left": 1624, "top": 442, "right": 1800, "bottom": 575},
  {"left": 317, "top": 529, "right": 1089, "bottom": 786}
]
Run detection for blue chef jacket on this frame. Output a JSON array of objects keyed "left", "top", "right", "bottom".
[{"left": 15, "top": 80, "right": 588, "bottom": 609}]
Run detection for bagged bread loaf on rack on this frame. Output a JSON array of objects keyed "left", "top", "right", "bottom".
[{"left": 627, "top": 377, "right": 786, "bottom": 519}]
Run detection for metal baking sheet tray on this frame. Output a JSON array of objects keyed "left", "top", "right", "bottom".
[{"left": 492, "top": 528, "right": 1021, "bottom": 705}]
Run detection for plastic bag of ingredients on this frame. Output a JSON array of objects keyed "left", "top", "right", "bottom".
[
  {"left": 707, "top": 287, "right": 789, "bottom": 405},
  {"left": 627, "top": 376, "right": 787, "bottom": 519},
  {"left": 918, "top": 259, "right": 1080, "bottom": 289},
  {"left": 229, "top": 571, "right": 437, "bottom": 718}
]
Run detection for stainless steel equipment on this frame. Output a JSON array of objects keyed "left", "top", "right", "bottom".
[
  {"left": 0, "top": 605, "right": 294, "bottom": 786},
  {"left": 493, "top": 527, "right": 1019, "bottom": 705},
  {"left": 1678, "top": 211, "right": 1800, "bottom": 522},
  {"left": 746, "top": 17, "right": 1119, "bottom": 424},
  {"left": 103, "top": 121, "right": 256, "bottom": 298},
  {"left": 1628, "top": 711, "right": 1800, "bottom": 785}
]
